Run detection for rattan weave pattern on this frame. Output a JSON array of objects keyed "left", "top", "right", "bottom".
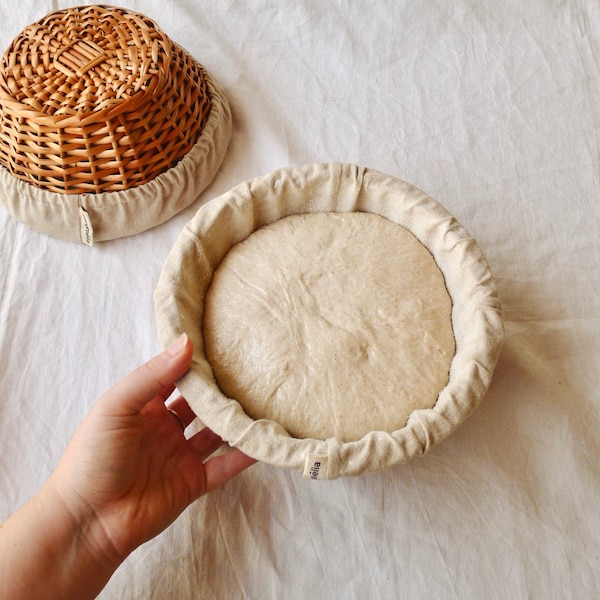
[{"left": 0, "top": 5, "right": 212, "bottom": 194}]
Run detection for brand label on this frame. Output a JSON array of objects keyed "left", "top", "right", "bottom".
[
  {"left": 303, "top": 453, "right": 329, "bottom": 480},
  {"left": 79, "top": 206, "right": 94, "bottom": 246}
]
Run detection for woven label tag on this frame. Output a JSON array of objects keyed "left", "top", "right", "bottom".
[
  {"left": 79, "top": 206, "right": 94, "bottom": 247},
  {"left": 303, "top": 453, "right": 329, "bottom": 480}
]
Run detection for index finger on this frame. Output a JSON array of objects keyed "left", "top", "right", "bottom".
[{"left": 204, "top": 449, "right": 257, "bottom": 493}]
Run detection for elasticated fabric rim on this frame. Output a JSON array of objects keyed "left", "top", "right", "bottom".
[
  {"left": 154, "top": 163, "right": 504, "bottom": 479},
  {"left": 0, "top": 65, "right": 232, "bottom": 244}
]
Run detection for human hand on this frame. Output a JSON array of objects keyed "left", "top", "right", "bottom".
[{"left": 47, "top": 334, "right": 256, "bottom": 564}]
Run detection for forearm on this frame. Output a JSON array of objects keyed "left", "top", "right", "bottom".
[{"left": 0, "top": 479, "right": 121, "bottom": 600}]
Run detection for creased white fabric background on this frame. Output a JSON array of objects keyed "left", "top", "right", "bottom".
[{"left": 1, "top": 1, "right": 599, "bottom": 598}]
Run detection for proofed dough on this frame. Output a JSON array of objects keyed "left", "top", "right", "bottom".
[{"left": 204, "top": 211, "right": 455, "bottom": 442}]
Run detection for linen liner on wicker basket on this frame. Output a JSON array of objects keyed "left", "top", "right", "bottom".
[
  {"left": 0, "top": 5, "right": 231, "bottom": 245},
  {"left": 154, "top": 162, "right": 505, "bottom": 480}
]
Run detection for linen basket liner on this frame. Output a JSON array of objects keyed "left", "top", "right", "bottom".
[
  {"left": 154, "top": 163, "right": 504, "bottom": 479},
  {"left": 0, "top": 5, "right": 232, "bottom": 243}
]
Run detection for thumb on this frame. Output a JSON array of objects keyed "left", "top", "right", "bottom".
[{"left": 99, "top": 334, "right": 194, "bottom": 416}]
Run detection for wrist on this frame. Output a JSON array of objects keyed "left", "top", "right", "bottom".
[
  {"left": 43, "top": 473, "right": 125, "bottom": 569},
  {"left": 0, "top": 480, "right": 122, "bottom": 600},
  {"left": 32, "top": 477, "right": 123, "bottom": 598}
]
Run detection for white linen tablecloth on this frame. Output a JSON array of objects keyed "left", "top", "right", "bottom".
[{"left": 1, "top": 1, "right": 599, "bottom": 598}]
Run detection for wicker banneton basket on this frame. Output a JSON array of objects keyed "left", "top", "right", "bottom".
[{"left": 0, "top": 5, "right": 232, "bottom": 244}]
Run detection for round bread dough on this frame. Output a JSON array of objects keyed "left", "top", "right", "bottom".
[{"left": 204, "top": 211, "right": 455, "bottom": 442}]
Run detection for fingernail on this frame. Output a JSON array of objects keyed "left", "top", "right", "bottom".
[{"left": 166, "top": 333, "right": 188, "bottom": 357}]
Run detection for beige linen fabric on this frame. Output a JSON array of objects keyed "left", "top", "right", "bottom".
[
  {"left": 0, "top": 66, "right": 232, "bottom": 244},
  {"left": 154, "top": 163, "right": 504, "bottom": 479}
]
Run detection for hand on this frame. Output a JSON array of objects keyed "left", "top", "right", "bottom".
[
  {"left": 0, "top": 335, "right": 256, "bottom": 600},
  {"left": 48, "top": 333, "right": 256, "bottom": 563}
]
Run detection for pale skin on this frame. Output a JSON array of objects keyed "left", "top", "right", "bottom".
[{"left": 0, "top": 334, "right": 256, "bottom": 599}]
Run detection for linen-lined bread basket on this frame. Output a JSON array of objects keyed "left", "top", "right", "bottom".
[
  {"left": 0, "top": 4, "right": 231, "bottom": 244},
  {"left": 154, "top": 163, "right": 505, "bottom": 480}
]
